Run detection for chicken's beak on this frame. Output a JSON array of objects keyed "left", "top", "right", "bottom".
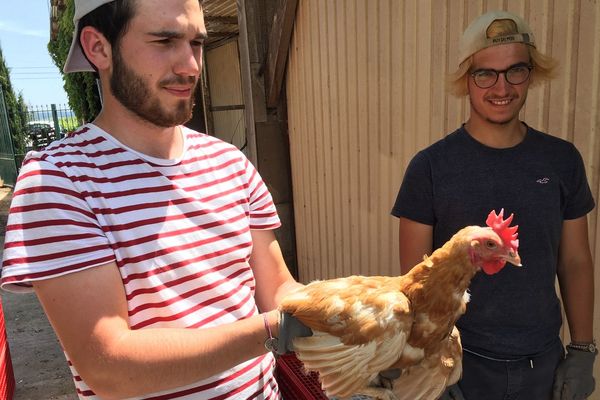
[{"left": 504, "top": 249, "right": 522, "bottom": 267}]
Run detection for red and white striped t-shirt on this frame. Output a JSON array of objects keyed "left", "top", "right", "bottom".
[{"left": 1, "top": 124, "right": 282, "bottom": 399}]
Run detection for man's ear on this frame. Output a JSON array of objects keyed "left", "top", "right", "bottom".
[{"left": 79, "top": 26, "right": 112, "bottom": 71}]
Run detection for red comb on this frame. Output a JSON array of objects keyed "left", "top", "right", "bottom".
[{"left": 486, "top": 209, "right": 519, "bottom": 250}]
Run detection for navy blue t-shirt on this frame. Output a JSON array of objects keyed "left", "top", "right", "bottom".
[{"left": 391, "top": 125, "right": 595, "bottom": 357}]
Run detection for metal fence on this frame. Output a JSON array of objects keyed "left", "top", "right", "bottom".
[
  {"left": 14, "top": 104, "right": 80, "bottom": 168},
  {"left": 0, "top": 99, "right": 79, "bottom": 185},
  {"left": 0, "top": 87, "right": 17, "bottom": 187},
  {"left": 24, "top": 104, "right": 79, "bottom": 148}
]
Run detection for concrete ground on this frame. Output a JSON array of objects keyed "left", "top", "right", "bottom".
[{"left": 0, "top": 186, "right": 77, "bottom": 399}]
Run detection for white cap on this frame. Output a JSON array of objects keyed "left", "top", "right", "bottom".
[
  {"left": 458, "top": 10, "right": 536, "bottom": 65},
  {"left": 63, "top": 0, "right": 117, "bottom": 73}
]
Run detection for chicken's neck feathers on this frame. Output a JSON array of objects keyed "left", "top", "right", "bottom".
[
  {"left": 398, "top": 236, "right": 478, "bottom": 347},
  {"left": 403, "top": 247, "right": 475, "bottom": 299}
]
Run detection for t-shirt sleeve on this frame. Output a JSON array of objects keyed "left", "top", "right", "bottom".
[
  {"left": 390, "top": 151, "right": 435, "bottom": 226},
  {"left": 563, "top": 144, "right": 595, "bottom": 220},
  {"left": 1, "top": 157, "right": 115, "bottom": 293},
  {"left": 243, "top": 158, "right": 281, "bottom": 230}
]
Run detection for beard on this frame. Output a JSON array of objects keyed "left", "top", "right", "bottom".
[{"left": 110, "top": 48, "right": 197, "bottom": 128}]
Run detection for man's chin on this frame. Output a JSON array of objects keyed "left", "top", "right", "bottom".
[{"left": 485, "top": 116, "right": 517, "bottom": 125}]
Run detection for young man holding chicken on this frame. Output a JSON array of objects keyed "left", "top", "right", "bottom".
[
  {"left": 392, "top": 10, "right": 596, "bottom": 400},
  {"left": 0, "top": 0, "right": 301, "bottom": 399}
]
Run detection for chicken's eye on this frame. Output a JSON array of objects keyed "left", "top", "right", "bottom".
[{"left": 485, "top": 240, "right": 497, "bottom": 249}]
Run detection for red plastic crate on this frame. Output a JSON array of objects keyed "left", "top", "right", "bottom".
[
  {"left": 276, "top": 353, "right": 328, "bottom": 400},
  {"left": 0, "top": 300, "right": 15, "bottom": 400}
]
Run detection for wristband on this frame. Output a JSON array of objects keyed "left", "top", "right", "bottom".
[
  {"left": 262, "top": 313, "right": 279, "bottom": 353},
  {"left": 567, "top": 340, "right": 597, "bottom": 353}
]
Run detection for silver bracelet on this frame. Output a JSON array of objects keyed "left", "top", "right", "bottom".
[
  {"left": 567, "top": 340, "right": 597, "bottom": 353},
  {"left": 262, "top": 313, "right": 279, "bottom": 353}
]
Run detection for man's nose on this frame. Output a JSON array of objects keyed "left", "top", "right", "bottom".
[
  {"left": 174, "top": 45, "right": 202, "bottom": 77},
  {"left": 492, "top": 71, "right": 511, "bottom": 91}
]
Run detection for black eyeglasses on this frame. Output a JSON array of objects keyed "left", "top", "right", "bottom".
[{"left": 470, "top": 63, "right": 533, "bottom": 89}]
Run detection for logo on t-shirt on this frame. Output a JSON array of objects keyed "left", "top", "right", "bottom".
[{"left": 536, "top": 177, "right": 550, "bottom": 184}]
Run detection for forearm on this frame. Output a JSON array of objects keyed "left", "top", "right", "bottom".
[
  {"left": 558, "top": 263, "right": 595, "bottom": 343},
  {"left": 250, "top": 229, "right": 303, "bottom": 311},
  {"left": 79, "top": 310, "right": 280, "bottom": 399}
]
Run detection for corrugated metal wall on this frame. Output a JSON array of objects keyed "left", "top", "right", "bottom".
[
  {"left": 205, "top": 40, "right": 247, "bottom": 150},
  {"left": 286, "top": 0, "right": 600, "bottom": 379}
]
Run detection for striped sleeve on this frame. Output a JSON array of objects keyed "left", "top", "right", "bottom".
[
  {"left": 1, "top": 157, "right": 114, "bottom": 292},
  {"left": 243, "top": 158, "right": 280, "bottom": 230}
]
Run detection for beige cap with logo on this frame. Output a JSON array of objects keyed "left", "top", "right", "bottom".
[
  {"left": 458, "top": 10, "right": 536, "bottom": 65},
  {"left": 63, "top": 0, "right": 117, "bottom": 73}
]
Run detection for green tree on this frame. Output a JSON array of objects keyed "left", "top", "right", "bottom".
[
  {"left": 0, "top": 45, "right": 27, "bottom": 159},
  {"left": 47, "top": 0, "right": 101, "bottom": 122}
]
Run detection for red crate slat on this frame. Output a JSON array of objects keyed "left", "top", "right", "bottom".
[
  {"left": 0, "top": 300, "right": 15, "bottom": 400},
  {"left": 276, "top": 353, "right": 328, "bottom": 400}
]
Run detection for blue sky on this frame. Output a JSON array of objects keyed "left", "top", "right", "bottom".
[{"left": 0, "top": 0, "right": 70, "bottom": 106}]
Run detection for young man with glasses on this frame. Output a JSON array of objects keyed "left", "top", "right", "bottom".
[{"left": 392, "top": 10, "right": 596, "bottom": 400}]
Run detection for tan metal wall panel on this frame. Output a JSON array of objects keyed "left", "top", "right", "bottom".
[{"left": 205, "top": 40, "right": 246, "bottom": 150}]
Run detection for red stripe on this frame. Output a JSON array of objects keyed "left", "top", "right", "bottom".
[
  {"left": 131, "top": 283, "right": 254, "bottom": 329},
  {"left": 92, "top": 197, "right": 194, "bottom": 215},
  {"left": 253, "top": 201, "right": 276, "bottom": 212},
  {"left": 46, "top": 133, "right": 103, "bottom": 149},
  {"left": 117, "top": 229, "right": 250, "bottom": 269},
  {"left": 54, "top": 158, "right": 148, "bottom": 171},
  {"left": 187, "top": 280, "right": 257, "bottom": 329},
  {"left": 123, "top": 243, "right": 252, "bottom": 285},
  {"left": 250, "top": 223, "right": 281, "bottom": 230},
  {"left": 103, "top": 198, "right": 247, "bottom": 232},
  {"left": 252, "top": 211, "right": 278, "bottom": 219},
  {"left": 140, "top": 355, "right": 268, "bottom": 400},
  {"left": 3, "top": 232, "right": 103, "bottom": 249},
  {"left": 9, "top": 201, "right": 97, "bottom": 220},
  {"left": 5, "top": 218, "right": 100, "bottom": 233},
  {"left": 2, "top": 254, "right": 115, "bottom": 282},
  {"left": 128, "top": 266, "right": 249, "bottom": 315},
  {"left": 76, "top": 388, "right": 96, "bottom": 397},
  {"left": 206, "top": 357, "right": 275, "bottom": 400},
  {"left": 68, "top": 170, "right": 163, "bottom": 184},
  {"left": 165, "top": 149, "right": 241, "bottom": 173},
  {"left": 17, "top": 167, "right": 68, "bottom": 182},
  {"left": 121, "top": 241, "right": 252, "bottom": 284},
  {"left": 112, "top": 213, "right": 247, "bottom": 250},
  {"left": 50, "top": 146, "right": 127, "bottom": 159},
  {"left": 131, "top": 283, "right": 252, "bottom": 329},
  {"left": 66, "top": 125, "right": 90, "bottom": 137},
  {"left": 3, "top": 243, "right": 111, "bottom": 266},
  {"left": 126, "top": 257, "right": 246, "bottom": 300},
  {"left": 23, "top": 154, "right": 145, "bottom": 172},
  {"left": 248, "top": 179, "right": 261, "bottom": 200},
  {"left": 13, "top": 184, "right": 84, "bottom": 201},
  {"left": 89, "top": 186, "right": 246, "bottom": 217},
  {"left": 245, "top": 371, "right": 279, "bottom": 400},
  {"left": 80, "top": 183, "right": 175, "bottom": 200},
  {"left": 173, "top": 169, "right": 246, "bottom": 192},
  {"left": 197, "top": 183, "right": 249, "bottom": 203},
  {"left": 119, "top": 235, "right": 252, "bottom": 279},
  {"left": 251, "top": 189, "right": 271, "bottom": 206}
]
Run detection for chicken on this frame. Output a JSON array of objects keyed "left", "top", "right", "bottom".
[{"left": 279, "top": 209, "right": 521, "bottom": 400}]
